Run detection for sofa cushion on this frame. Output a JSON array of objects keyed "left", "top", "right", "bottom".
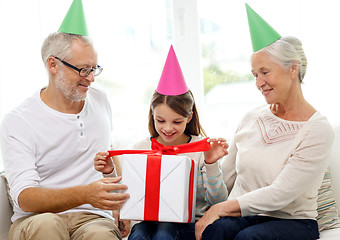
[
  {"left": 317, "top": 167, "right": 340, "bottom": 231},
  {"left": 319, "top": 227, "right": 340, "bottom": 240},
  {"left": 0, "top": 172, "right": 13, "bottom": 208}
]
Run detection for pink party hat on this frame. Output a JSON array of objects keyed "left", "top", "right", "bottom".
[{"left": 156, "top": 45, "right": 189, "bottom": 95}]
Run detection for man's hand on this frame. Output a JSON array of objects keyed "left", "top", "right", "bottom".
[
  {"left": 84, "top": 177, "right": 129, "bottom": 210},
  {"left": 18, "top": 177, "right": 129, "bottom": 213}
]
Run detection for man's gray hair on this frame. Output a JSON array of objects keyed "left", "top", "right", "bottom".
[{"left": 41, "top": 32, "right": 93, "bottom": 69}]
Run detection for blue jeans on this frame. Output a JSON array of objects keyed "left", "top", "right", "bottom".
[
  {"left": 202, "top": 216, "right": 319, "bottom": 240},
  {"left": 128, "top": 221, "right": 195, "bottom": 240}
]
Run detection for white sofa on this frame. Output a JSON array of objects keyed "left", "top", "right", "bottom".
[{"left": 1, "top": 126, "right": 340, "bottom": 239}]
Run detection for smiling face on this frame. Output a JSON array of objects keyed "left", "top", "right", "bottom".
[
  {"left": 251, "top": 51, "right": 297, "bottom": 105},
  {"left": 54, "top": 39, "right": 98, "bottom": 101},
  {"left": 153, "top": 103, "right": 192, "bottom": 146}
]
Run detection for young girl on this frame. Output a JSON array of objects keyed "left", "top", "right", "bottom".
[{"left": 94, "top": 46, "right": 229, "bottom": 239}]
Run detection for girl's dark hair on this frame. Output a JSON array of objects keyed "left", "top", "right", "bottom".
[{"left": 148, "top": 90, "right": 206, "bottom": 138}]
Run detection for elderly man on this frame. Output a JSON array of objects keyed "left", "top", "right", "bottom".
[{"left": 0, "top": 1, "right": 129, "bottom": 239}]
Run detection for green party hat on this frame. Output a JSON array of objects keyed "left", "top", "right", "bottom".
[
  {"left": 58, "top": 0, "right": 89, "bottom": 36},
  {"left": 245, "top": 3, "right": 281, "bottom": 52}
]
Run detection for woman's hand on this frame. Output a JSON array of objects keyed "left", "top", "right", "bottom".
[
  {"left": 195, "top": 199, "right": 241, "bottom": 240},
  {"left": 94, "top": 152, "right": 115, "bottom": 174},
  {"left": 195, "top": 203, "right": 222, "bottom": 240},
  {"left": 204, "top": 138, "right": 229, "bottom": 164}
]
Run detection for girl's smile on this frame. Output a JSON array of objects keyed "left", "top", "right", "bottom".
[{"left": 153, "top": 103, "right": 192, "bottom": 146}]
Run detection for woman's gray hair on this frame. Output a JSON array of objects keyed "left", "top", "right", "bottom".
[
  {"left": 41, "top": 32, "right": 93, "bottom": 69},
  {"left": 259, "top": 36, "right": 307, "bottom": 83}
]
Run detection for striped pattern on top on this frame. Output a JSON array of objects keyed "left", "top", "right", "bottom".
[
  {"left": 317, "top": 167, "right": 340, "bottom": 231},
  {"left": 195, "top": 164, "right": 227, "bottom": 218}
]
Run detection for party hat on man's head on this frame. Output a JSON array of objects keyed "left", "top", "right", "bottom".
[
  {"left": 245, "top": 3, "right": 281, "bottom": 52},
  {"left": 58, "top": 0, "right": 89, "bottom": 36},
  {"left": 156, "top": 45, "right": 189, "bottom": 96}
]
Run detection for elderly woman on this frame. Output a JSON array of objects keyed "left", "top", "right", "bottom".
[{"left": 195, "top": 5, "right": 334, "bottom": 240}]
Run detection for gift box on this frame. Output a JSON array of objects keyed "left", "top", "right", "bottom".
[
  {"left": 108, "top": 138, "right": 210, "bottom": 223},
  {"left": 119, "top": 154, "right": 197, "bottom": 223}
]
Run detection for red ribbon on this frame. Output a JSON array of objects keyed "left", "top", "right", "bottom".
[
  {"left": 108, "top": 138, "right": 210, "bottom": 222},
  {"left": 108, "top": 137, "right": 210, "bottom": 157},
  {"left": 187, "top": 159, "right": 195, "bottom": 223},
  {"left": 144, "top": 155, "right": 162, "bottom": 221}
]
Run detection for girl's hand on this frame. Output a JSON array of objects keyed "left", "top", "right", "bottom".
[
  {"left": 113, "top": 210, "right": 131, "bottom": 238},
  {"left": 94, "top": 152, "right": 115, "bottom": 174},
  {"left": 204, "top": 138, "right": 229, "bottom": 164}
]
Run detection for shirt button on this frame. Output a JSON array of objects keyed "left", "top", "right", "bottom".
[
  {"left": 80, "top": 132, "right": 84, "bottom": 136},
  {"left": 80, "top": 123, "right": 83, "bottom": 127},
  {"left": 77, "top": 116, "right": 80, "bottom": 119}
]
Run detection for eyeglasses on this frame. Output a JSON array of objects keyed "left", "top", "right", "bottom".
[{"left": 53, "top": 56, "right": 103, "bottom": 77}]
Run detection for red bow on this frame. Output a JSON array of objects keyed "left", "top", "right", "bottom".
[{"left": 108, "top": 137, "right": 210, "bottom": 157}]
